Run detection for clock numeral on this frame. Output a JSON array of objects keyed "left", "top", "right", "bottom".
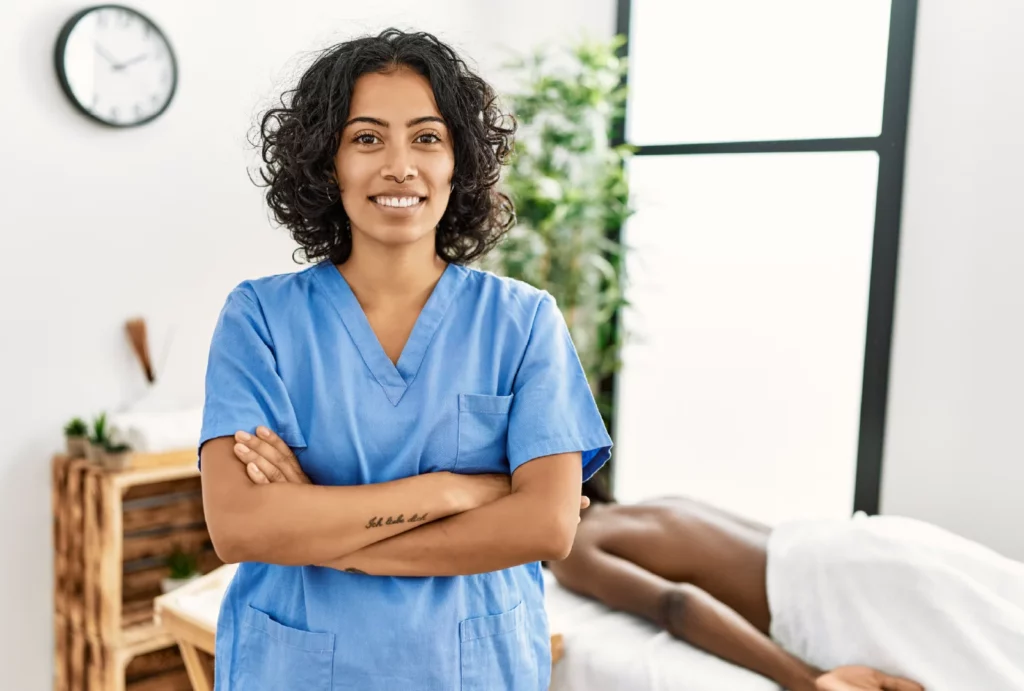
[{"left": 110, "top": 107, "right": 119, "bottom": 123}]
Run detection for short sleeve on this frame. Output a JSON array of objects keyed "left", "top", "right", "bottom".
[
  {"left": 198, "top": 285, "right": 306, "bottom": 466},
  {"left": 506, "top": 294, "right": 613, "bottom": 480}
]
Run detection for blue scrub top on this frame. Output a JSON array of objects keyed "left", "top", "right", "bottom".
[{"left": 199, "top": 261, "right": 612, "bottom": 690}]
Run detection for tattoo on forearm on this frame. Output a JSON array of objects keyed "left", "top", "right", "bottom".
[
  {"left": 343, "top": 567, "right": 368, "bottom": 575},
  {"left": 365, "top": 512, "right": 428, "bottom": 529}
]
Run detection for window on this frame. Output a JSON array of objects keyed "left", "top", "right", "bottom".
[{"left": 611, "top": 0, "right": 918, "bottom": 522}]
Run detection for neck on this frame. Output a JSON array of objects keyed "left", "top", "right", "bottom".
[{"left": 338, "top": 235, "right": 447, "bottom": 307}]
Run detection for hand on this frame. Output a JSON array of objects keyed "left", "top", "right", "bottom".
[
  {"left": 455, "top": 473, "right": 590, "bottom": 515},
  {"left": 456, "top": 472, "right": 513, "bottom": 511},
  {"left": 816, "top": 666, "right": 924, "bottom": 691},
  {"left": 233, "top": 426, "right": 311, "bottom": 485}
]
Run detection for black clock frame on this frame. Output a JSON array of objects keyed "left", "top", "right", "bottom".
[{"left": 54, "top": 4, "right": 178, "bottom": 128}]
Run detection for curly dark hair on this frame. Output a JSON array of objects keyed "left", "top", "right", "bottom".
[{"left": 251, "top": 28, "right": 517, "bottom": 265}]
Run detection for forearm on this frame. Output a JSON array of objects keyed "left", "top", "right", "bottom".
[
  {"left": 661, "top": 585, "right": 820, "bottom": 691},
  {"left": 323, "top": 490, "right": 571, "bottom": 577},
  {"left": 208, "top": 472, "right": 466, "bottom": 566}
]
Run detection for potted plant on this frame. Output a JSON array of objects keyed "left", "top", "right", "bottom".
[
  {"left": 101, "top": 436, "right": 132, "bottom": 471},
  {"left": 86, "top": 412, "right": 110, "bottom": 463},
  {"left": 87, "top": 413, "right": 133, "bottom": 470},
  {"left": 162, "top": 548, "right": 200, "bottom": 593},
  {"left": 64, "top": 417, "right": 89, "bottom": 458},
  {"left": 493, "top": 35, "right": 634, "bottom": 420}
]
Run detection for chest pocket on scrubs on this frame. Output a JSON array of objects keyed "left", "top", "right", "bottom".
[
  {"left": 459, "top": 601, "right": 538, "bottom": 691},
  {"left": 455, "top": 394, "right": 513, "bottom": 473},
  {"left": 237, "top": 604, "right": 335, "bottom": 690}
]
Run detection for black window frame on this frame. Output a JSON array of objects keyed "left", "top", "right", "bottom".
[{"left": 611, "top": 0, "right": 919, "bottom": 514}]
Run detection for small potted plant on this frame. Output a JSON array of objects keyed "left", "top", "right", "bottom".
[
  {"left": 101, "top": 435, "right": 132, "bottom": 471},
  {"left": 162, "top": 548, "right": 200, "bottom": 593},
  {"left": 86, "top": 413, "right": 110, "bottom": 463},
  {"left": 64, "top": 417, "right": 89, "bottom": 458}
]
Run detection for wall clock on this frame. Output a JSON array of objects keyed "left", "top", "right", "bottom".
[{"left": 55, "top": 5, "right": 178, "bottom": 128}]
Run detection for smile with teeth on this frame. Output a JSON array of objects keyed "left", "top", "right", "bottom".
[{"left": 371, "top": 196, "right": 425, "bottom": 208}]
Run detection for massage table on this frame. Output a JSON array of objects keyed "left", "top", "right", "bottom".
[
  {"left": 155, "top": 564, "right": 777, "bottom": 690},
  {"left": 543, "top": 568, "right": 780, "bottom": 691}
]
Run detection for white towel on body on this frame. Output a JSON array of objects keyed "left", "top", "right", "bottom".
[{"left": 766, "top": 513, "right": 1024, "bottom": 691}]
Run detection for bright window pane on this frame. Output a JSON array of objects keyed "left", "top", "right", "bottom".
[
  {"left": 627, "top": 0, "right": 892, "bottom": 145},
  {"left": 614, "top": 152, "right": 878, "bottom": 524}
]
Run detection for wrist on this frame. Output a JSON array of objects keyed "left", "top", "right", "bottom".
[
  {"left": 780, "top": 666, "right": 820, "bottom": 691},
  {"left": 435, "top": 471, "right": 474, "bottom": 514}
]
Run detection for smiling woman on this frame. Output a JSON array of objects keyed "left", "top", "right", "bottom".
[
  {"left": 254, "top": 29, "right": 515, "bottom": 267},
  {"left": 198, "top": 28, "right": 612, "bottom": 691}
]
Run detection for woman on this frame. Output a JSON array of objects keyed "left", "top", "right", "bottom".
[
  {"left": 198, "top": 29, "right": 611, "bottom": 691},
  {"left": 547, "top": 476, "right": 1024, "bottom": 691}
]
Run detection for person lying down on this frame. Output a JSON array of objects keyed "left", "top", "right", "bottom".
[{"left": 547, "top": 476, "right": 1024, "bottom": 691}]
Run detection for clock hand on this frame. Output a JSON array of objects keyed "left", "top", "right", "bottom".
[
  {"left": 94, "top": 43, "right": 121, "bottom": 66},
  {"left": 115, "top": 53, "right": 149, "bottom": 70}
]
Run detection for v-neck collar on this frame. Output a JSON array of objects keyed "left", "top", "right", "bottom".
[{"left": 313, "top": 261, "right": 468, "bottom": 406}]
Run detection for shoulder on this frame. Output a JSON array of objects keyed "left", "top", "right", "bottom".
[
  {"left": 458, "top": 265, "right": 555, "bottom": 324},
  {"left": 226, "top": 263, "right": 322, "bottom": 313}
]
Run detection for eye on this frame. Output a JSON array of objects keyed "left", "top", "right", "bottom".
[
  {"left": 416, "top": 133, "right": 442, "bottom": 144},
  {"left": 353, "top": 132, "right": 380, "bottom": 145}
]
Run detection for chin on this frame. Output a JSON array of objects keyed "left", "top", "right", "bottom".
[{"left": 359, "top": 223, "right": 436, "bottom": 248}]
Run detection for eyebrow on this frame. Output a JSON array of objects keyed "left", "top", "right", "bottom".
[{"left": 343, "top": 116, "right": 446, "bottom": 129}]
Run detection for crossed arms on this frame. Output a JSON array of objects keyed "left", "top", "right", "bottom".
[{"left": 199, "top": 426, "right": 585, "bottom": 577}]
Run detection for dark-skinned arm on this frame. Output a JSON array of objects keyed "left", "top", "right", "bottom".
[{"left": 550, "top": 545, "right": 822, "bottom": 691}]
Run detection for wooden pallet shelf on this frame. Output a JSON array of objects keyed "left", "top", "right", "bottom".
[{"left": 53, "top": 453, "right": 221, "bottom": 690}]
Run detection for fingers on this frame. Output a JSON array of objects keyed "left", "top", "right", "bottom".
[
  {"left": 883, "top": 676, "right": 924, "bottom": 691},
  {"left": 236, "top": 442, "right": 286, "bottom": 482},
  {"left": 580, "top": 496, "right": 591, "bottom": 510},
  {"left": 255, "top": 426, "right": 293, "bottom": 459},
  {"left": 256, "top": 426, "right": 311, "bottom": 483},
  {"left": 246, "top": 462, "right": 269, "bottom": 484},
  {"left": 233, "top": 428, "right": 308, "bottom": 484}
]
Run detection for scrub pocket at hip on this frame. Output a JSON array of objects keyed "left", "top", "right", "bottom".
[
  {"left": 454, "top": 394, "right": 513, "bottom": 473},
  {"left": 459, "top": 601, "right": 539, "bottom": 691},
  {"left": 236, "top": 604, "right": 335, "bottom": 690}
]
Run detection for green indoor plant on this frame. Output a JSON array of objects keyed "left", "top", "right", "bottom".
[
  {"left": 492, "top": 35, "right": 634, "bottom": 421},
  {"left": 64, "top": 417, "right": 89, "bottom": 458},
  {"left": 86, "top": 412, "right": 109, "bottom": 463},
  {"left": 87, "top": 412, "right": 132, "bottom": 470},
  {"left": 162, "top": 548, "right": 200, "bottom": 593}
]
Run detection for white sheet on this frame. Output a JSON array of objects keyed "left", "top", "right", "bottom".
[
  {"left": 543, "top": 569, "right": 780, "bottom": 691},
  {"left": 767, "top": 514, "right": 1024, "bottom": 691}
]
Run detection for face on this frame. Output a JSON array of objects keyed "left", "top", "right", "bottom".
[{"left": 333, "top": 68, "right": 455, "bottom": 252}]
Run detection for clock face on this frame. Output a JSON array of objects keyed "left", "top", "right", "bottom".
[{"left": 55, "top": 5, "right": 178, "bottom": 128}]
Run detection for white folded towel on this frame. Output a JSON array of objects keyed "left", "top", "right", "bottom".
[{"left": 108, "top": 407, "right": 203, "bottom": 454}]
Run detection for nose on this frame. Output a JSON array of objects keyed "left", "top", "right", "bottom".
[{"left": 381, "top": 142, "right": 417, "bottom": 183}]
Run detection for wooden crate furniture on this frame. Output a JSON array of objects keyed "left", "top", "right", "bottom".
[{"left": 53, "top": 453, "right": 220, "bottom": 690}]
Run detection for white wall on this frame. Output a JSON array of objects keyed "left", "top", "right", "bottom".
[
  {"left": 0, "top": 0, "right": 613, "bottom": 685},
  {"left": 881, "top": 0, "right": 1024, "bottom": 560}
]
